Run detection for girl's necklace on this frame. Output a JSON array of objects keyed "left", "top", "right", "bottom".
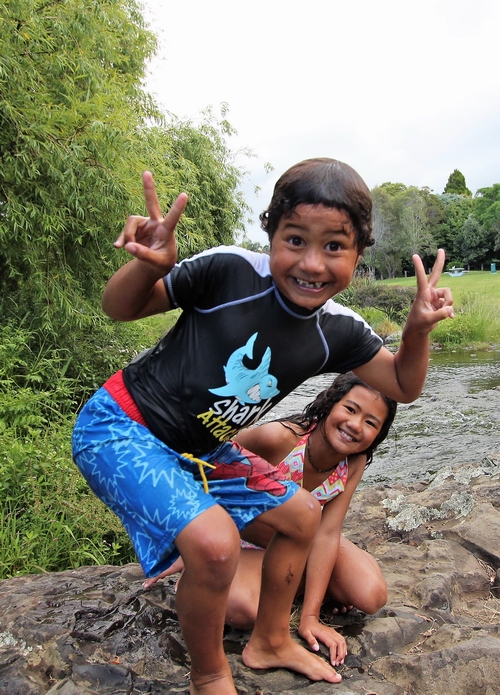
[{"left": 306, "top": 434, "right": 337, "bottom": 474}]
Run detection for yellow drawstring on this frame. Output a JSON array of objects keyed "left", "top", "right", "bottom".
[{"left": 180, "top": 452, "right": 217, "bottom": 493}]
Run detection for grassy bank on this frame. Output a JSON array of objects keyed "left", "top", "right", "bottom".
[
  {"left": 382, "top": 269, "right": 500, "bottom": 306},
  {"left": 379, "top": 270, "right": 500, "bottom": 349},
  {"left": 0, "top": 312, "right": 180, "bottom": 581}
]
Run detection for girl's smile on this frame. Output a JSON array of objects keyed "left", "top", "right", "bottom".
[
  {"left": 308, "top": 385, "right": 389, "bottom": 470},
  {"left": 269, "top": 204, "right": 360, "bottom": 310}
]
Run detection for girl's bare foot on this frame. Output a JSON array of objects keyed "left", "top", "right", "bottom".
[
  {"left": 242, "top": 635, "right": 342, "bottom": 683},
  {"left": 331, "top": 602, "right": 354, "bottom": 615}
]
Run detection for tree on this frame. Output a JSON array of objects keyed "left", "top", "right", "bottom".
[
  {"left": 368, "top": 186, "right": 405, "bottom": 278},
  {"left": 379, "top": 182, "right": 407, "bottom": 197},
  {"left": 468, "top": 184, "right": 500, "bottom": 262},
  {"left": 397, "top": 187, "right": 436, "bottom": 259},
  {"left": 0, "top": 0, "right": 251, "bottom": 398},
  {"left": 443, "top": 169, "right": 471, "bottom": 196},
  {"left": 0, "top": 0, "right": 158, "bottom": 333},
  {"left": 432, "top": 194, "right": 474, "bottom": 260},
  {"left": 368, "top": 184, "right": 437, "bottom": 278},
  {"left": 143, "top": 106, "right": 250, "bottom": 258},
  {"left": 474, "top": 184, "right": 500, "bottom": 236},
  {"left": 454, "top": 215, "right": 490, "bottom": 267}
]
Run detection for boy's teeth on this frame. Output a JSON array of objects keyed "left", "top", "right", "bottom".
[{"left": 296, "top": 278, "right": 324, "bottom": 289}]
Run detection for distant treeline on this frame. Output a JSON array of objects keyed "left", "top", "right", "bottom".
[
  {"left": 242, "top": 169, "right": 500, "bottom": 279},
  {"left": 365, "top": 170, "right": 500, "bottom": 278}
]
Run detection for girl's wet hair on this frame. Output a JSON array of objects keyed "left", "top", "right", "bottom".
[
  {"left": 282, "top": 372, "right": 397, "bottom": 465},
  {"left": 260, "top": 158, "right": 374, "bottom": 252}
]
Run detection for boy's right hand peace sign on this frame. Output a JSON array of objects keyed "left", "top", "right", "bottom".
[{"left": 113, "top": 171, "right": 188, "bottom": 276}]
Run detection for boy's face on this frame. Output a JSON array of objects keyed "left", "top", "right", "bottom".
[{"left": 269, "top": 204, "right": 360, "bottom": 310}]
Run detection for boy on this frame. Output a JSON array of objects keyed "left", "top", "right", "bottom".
[{"left": 73, "top": 158, "right": 453, "bottom": 694}]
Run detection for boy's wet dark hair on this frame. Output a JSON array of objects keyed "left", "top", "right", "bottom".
[
  {"left": 281, "top": 372, "right": 397, "bottom": 465},
  {"left": 260, "top": 158, "right": 374, "bottom": 252}
]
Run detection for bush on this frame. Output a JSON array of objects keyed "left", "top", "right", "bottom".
[
  {"left": 430, "top": 292, "right": 500, "bottom": 347},
  {"left": 0, "top": 312, "right": 183, "bottom": 578},
  {"left": 0, "top": 313, "right": 179, "bottom": 434},
  {"left": 0, "top": 422, "right": 135, "bottom": 579},
  {"left": 0, "top": 324, "right": 77, "bottom": 433},
  {"left": 355, "top": 308, "right": 401, "bottom": 340},
  {"left": 351, "top": 284, "right": 417, "bottom": 323}
]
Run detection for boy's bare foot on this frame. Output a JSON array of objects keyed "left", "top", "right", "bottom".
[
  {"left": 242, "top": 635, "right": 342, "bottom": 683},
  {"left": 189, "top": 668, "right": 238, "bottom": 695}
]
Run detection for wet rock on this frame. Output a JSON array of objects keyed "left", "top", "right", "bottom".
[{"left": 1, "top": 460, "right": 500, "bottom": 695}]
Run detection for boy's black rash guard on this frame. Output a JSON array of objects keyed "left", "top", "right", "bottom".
[{"left": 123, "top": 246, "right": 383, "bottom": 456}]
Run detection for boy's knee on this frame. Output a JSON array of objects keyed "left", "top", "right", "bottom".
[
  {"left": 178, "top": 513, "right": 241, "bottom": 587},
  {"left": 283, "top": 489, "right": 321, "bottom": 541},
  {"left": 188, "top": 531, "right": 240, "bottom": 584}
]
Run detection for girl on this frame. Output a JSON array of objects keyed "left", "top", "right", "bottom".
[{"left": 227, "top": 372, "right": 397, "bottom": 667}]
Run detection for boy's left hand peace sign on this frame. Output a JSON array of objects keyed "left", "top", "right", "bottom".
[{"left": 408, "top": 249, "right": 454, "bottom": 334}]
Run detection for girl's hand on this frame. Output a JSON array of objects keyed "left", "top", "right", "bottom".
[
  {"left": 142, "top": 556, "right": 185, "bottom": 590},
  {"left": 114, "top": 171, "right": 188, "bottom": 275},
  {"left": 407, "top": 249, "right": 454, "bottom": 334},
  {"left": 298, "top": 614, "right": 347, "bottom": 667}
]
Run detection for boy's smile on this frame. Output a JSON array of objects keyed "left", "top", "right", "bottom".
[{"left": 269, "top": 204, "right": 360, "bottom": 310}]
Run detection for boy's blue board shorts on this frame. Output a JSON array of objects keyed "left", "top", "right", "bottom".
[{"left": 72, "top": 379, "right": 298, "bottom": 578}]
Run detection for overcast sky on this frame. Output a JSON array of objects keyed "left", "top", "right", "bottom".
[{"left": 143, "top": 0, "right": 500, "bottom": 243}]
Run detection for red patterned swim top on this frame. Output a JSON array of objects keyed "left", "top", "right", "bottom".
[{"left": 276, "top": 429, "right": 348, "bottom": 505}]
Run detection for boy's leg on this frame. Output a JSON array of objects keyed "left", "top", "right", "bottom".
[
  {"left": 242, "top": 488, "right": 342, "bottom": 683},
  {"left": 73, "top": 391, "right": 241, "bottom": 694},
  {"left": 174, "top": 504, "right": 241, "bottom": 695}
]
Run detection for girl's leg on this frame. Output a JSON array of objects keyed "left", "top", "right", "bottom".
[
  {"left": 174, "top": 505, "right": 241, "bottom": 695},
  {"left": 225, "top": 549, "right": 264, "bottom": 629},
  {"left": 241, "top": 488, "right": 342, "bottom": 683},
  {"left": 327, "top": 536, "right": 387, "bottom": 614}
]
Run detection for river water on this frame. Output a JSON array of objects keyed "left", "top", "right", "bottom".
[{"left": 263, "top": 348, "right": 500, "bottom": 486}]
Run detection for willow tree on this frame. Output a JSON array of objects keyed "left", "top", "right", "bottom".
[
  {"left": 0, "top": 0, "right": 159, "bottom": 327},
  {"left": 1, "top": 0, "right": 249, "bottom": 397},
  {"left": 142, "top": 105, "right": 250, "bottom": 258}
]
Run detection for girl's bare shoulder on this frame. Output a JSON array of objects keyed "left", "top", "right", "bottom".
[{"left": 234, "top": 420, "right": 305, "bottom": 465}]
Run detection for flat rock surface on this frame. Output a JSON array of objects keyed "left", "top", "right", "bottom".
[{"left": 1, "top": 456, "right": 500, "bottom": 695}]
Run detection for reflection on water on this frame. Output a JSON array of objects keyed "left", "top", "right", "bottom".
[{"left": 263, "top": 349, "right": 500, "bottom": 486}]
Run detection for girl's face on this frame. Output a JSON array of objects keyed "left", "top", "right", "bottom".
[
  {"left": 269, "top": 204, "right": 360, "bottom": 310},
  {"left": 322, "top": 385, "right": 388, "bottom": 456}
]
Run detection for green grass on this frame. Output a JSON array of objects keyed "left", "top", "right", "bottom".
[
  {"left": 135, "top": 310, "right": 181, "bottom": 343},
  {"left": 381, "top": 270, "right": 500, "bottom": 308},
  {"left": 380, "top": 270, "right": 500, "bottom": 348}
]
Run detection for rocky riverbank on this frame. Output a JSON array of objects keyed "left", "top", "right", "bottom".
[{"left": 1, "top": 454, "right": 500, "bottom": 695}]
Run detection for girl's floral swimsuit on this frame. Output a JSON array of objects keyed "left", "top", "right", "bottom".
[
  {"left": 240, "top": 429, "right": 348, "bottom": 550},
  {"left": 277, "top": 429, "right": 348, "bottom": 505}
]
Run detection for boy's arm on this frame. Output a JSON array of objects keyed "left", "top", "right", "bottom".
[
  {"left": 353, "top": 249, "right": 454, "bottom": 403},
  {"left": 102, "top": 172, "right": 188, "bottom": 321}
]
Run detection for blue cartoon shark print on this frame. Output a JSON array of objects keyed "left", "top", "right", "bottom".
[{"left": 209, "top": 333, "right": 280, "bottom": 405}]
